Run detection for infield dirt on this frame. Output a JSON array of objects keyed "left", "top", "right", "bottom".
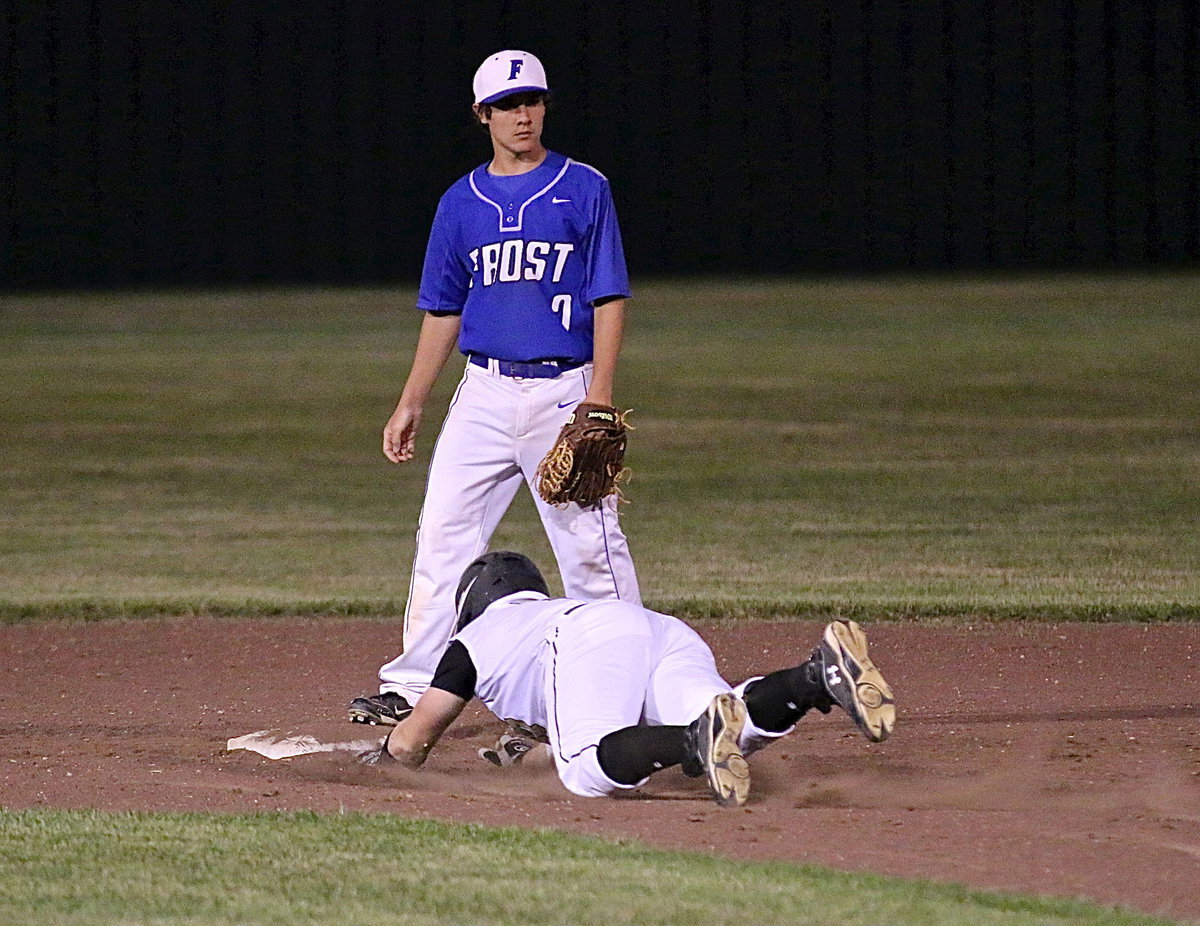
[{"left": 2, "top": 617, "right": 1197, "bottom": 922}]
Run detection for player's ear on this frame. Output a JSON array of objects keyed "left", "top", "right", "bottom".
[{"left": 473, "top": 103, "right": 490, "bottom": 125}]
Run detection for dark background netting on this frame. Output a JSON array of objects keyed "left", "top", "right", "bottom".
[{"left": 3, "top": 1, "right": 1196, "bottom": 288}]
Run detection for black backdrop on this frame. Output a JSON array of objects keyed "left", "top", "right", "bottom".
[{"left": 3, "top": 1, "right": 1196, "bottom": 289}]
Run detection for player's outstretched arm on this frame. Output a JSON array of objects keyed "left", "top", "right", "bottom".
[
  {"left": 384, "top": 687, "right": 468, "bottom": 768},
  {"left": 383, "top": 312, "right": 462, "bottom": 462}
]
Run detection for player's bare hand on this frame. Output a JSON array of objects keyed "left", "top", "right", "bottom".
[{"left": 383, "top": 405, "right": 423, "bottom": 463}]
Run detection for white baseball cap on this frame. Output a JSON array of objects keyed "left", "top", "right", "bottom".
[{"left": 473, "top": 50, "right": 549, "bottom": 104}]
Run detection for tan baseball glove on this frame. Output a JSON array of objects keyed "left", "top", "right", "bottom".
[{"left": 535, "top": 402, "right": 631, "bottom": 507}]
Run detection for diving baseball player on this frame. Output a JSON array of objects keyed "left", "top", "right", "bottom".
[
  {"left": 362, "top": 552, "right": 897, "bottom": 806},
  {"left": 349, "top": 51, "right": 641, "bottom": 726}
]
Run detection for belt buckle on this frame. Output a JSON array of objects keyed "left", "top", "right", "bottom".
[{"left": 517, "top": 361, "right": 556, "bottom": 379}]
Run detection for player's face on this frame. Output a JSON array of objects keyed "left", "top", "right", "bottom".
[{"left": 477, "top": 92, "right": 546, "bottom": 159}]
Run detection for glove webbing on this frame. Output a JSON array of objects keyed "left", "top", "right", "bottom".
[{"left": 536, "top": 410, "right": 631, "bottom": 506}]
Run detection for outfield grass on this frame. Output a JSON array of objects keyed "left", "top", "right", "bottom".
[
  {"left": 1, "top": 272, "right": 1198, "bottom": 620},
  {"left": 0, "top": 809, "right": 1180, "bottom": 926}
]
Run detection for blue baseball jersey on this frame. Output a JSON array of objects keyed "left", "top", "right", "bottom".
[{"left": 416, "top": 150, "right": 630, "bottom": 363}]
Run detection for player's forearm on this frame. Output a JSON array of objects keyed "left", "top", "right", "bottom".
[
  {"left": 399, "top": 312, "right": 462, "bottom": 407},
  {"left": 382, "top": 732, "right": 431, "bottom": 768},
  {"left": 384, "top": 688, "right": 467, "bottom": 767},
  {"left": 586, "top": 298, "right": 626, "bottom": 406}
]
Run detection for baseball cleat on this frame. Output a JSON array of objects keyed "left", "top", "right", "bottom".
[
  {"left": 816, "top": 620, "right": 896, "bottom": 742},
  {"left": 347, "top": 691, "right": 413, "bottom": 726},
  {"left": 682, "top": 692, "right": 751, "bottom": 807}
]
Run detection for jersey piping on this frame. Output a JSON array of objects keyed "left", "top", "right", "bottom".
[{"left": 468, "top": 158, "right": 573, "bottom": 233}]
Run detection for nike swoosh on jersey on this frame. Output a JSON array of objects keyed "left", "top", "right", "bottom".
[
  {"left": 552, "top": 196, "right": 572, "bottom": 204},
  {"left": 557, "top": 400, "right": 577, "bottom": 408}
]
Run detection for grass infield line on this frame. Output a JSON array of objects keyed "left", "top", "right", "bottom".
[{"left": 1, "top": 598, "right": 1197, "bottom": 624}]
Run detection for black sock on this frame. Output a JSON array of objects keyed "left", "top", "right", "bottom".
[
  {"left": 742, "top": 660, "right": 831, "bottom": 732},
  {"left": 596, "top": 725, "right": 688, "bottom": 785}
]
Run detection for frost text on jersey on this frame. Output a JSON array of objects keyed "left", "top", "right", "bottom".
[{"left": 470, "top": 240, "right": 576, "bottom": 287}]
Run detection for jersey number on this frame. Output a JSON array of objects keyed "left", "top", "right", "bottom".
[{"left": 552, "top": 294, "right": 572, "bottom": 330}]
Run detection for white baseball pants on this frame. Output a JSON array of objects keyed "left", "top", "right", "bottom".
[
  {"left": 378, "top": 360, "right": 641, "bottom": 699},
  {"left": 544, "top": 600, "right": 787, "bottom": 798}
]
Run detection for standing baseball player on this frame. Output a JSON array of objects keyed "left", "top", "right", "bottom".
[
  {"left": 361, "top": 552, "right": 896, "bottom": 806},
  {"left": 348, "top": 50, "right": 640, "bottom": 727}
]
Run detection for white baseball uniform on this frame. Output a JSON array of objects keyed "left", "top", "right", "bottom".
[{"left": 451, "top": 592, "right": 785, "bottom": 797}]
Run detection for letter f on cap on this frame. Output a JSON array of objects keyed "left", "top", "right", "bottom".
[{"left": 473, "top": 50, "right": 550, "bottom": 104}]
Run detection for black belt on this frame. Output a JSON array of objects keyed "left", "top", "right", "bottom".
[{"left": 468, "top": 355, "right": 583, "bottom": 379}]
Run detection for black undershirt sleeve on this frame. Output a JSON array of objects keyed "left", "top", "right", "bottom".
[{"left": 428, "top": 640, "right": 477, "bottom": 701}]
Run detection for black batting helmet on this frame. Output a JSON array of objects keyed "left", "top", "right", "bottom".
[{"left": 454, "top": 551, "right": 549, "bottom": 631}]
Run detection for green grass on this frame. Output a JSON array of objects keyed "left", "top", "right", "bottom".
[
  {"left": 2, "top": 272, "right": 1199, "bottom": 620},
  {"left": 0, "top": 809, "right": 1179, "bottom": 925}
]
